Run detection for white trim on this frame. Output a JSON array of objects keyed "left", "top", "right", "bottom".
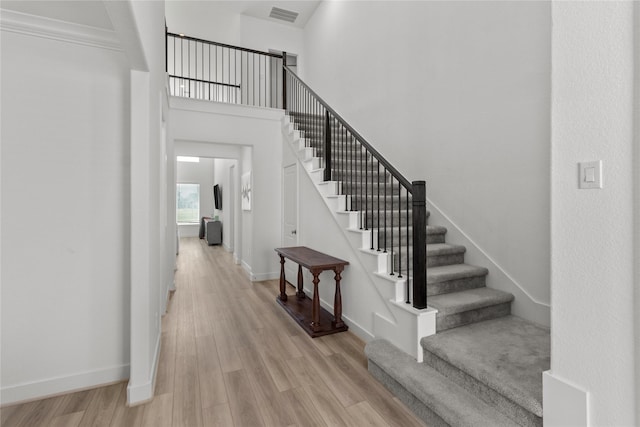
[
  {"left": 428, "top": 196, "right": 549, "bottom": 308},
  {"left": 543, "top": 371, "right": 589, "bottom": 427},
  {"left": 127, "top": 333, "right": 161, "bottom": 406},
  {"left": 427, "top": 196, "right": 551, "bottom": 326},
  {"left": 1, "top": 364, "right": 129, "bottom": 406},
  {"left": 0, "top": 9, "right": 121, "bottom": 52},
  {"left": 313, "top": 291, "right": 375, "bottom": 342},
  {"left": 251, "top": 271, "right": 280, "bottom": 282},
  {"left": 169, "top": 96, "right": 284, "bottom": 122},
  {"left": 241, "top": 260, "right": 253, "bottom": 280}
]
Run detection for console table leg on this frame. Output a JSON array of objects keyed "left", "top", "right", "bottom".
[
  {"left": 278, "top": 255, "right": 287, "bottom": 302},
  {"left": 311, "top": 269, "right": 321, "bottom": 332},
  {"left": 296, "top": 265, "right": 305, "bottom": 299},
  {"left": 334, "top": 267, "right": 344, "bottom": 328}
]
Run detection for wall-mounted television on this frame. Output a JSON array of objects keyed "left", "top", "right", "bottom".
[{"left": 213, "top": 184, "right": 222, "bottom": 210}]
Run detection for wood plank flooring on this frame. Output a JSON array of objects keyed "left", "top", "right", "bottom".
[{"left": 1, "top": 237, "right": 426, "bottom": 427}]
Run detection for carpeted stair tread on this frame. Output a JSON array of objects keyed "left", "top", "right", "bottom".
[
  {"left": 427, "top": 263, "right": 488, "bottom": 284},
  {"left": 390, "top": 243, "right": 466, "bottom": 256},
  {"left": 428, "top": 287, "right": 513, "bottom": 315},
  {"left": 421, "top": 315, "right": 549, "bottom": 418},
  {"left": 365, "top": 338, "right": 516, "bottom": 427},
  {"left": 427, "top": 225, "right": 447, "bottom": 235},
  {"left": 427, "top": 243, "right": 466, "bottom": 256}
]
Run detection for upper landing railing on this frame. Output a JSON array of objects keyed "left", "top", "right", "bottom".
[
  {"left": 166, "top": 30, "right": 427, "bottom": 310},
  {"left": 166, "top": 31, "right": 285, "bottom": 108}
]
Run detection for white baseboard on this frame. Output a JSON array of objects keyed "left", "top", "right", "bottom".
[
  {"left": 305, "top": 286, "right": 376, "bottom": 342},
  {"left": 543, "top": 371, "right": 589, "bottom": 426},
  {"left": 251, "top": 271, "right": 280, "bottom": 281},
  {"left": 127, "top": 333, "right": 161, "bottom": 405},
  {"left": 1, "top": 364, "right": 129, "bottom": 406},
  {"left": 426, "top": 197, "right": 551, "bottom": 327},
  {"left": 241, "top": 260, "right": 253, "bottom": 280},
  {"left": 240, "top": 260, "right": 278, "bottom": 282}
]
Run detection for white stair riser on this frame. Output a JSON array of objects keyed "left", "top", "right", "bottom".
[{"left": 283, "top": 119, "right": 435, "bottom": 361}]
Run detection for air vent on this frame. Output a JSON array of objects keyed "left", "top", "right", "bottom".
[{"left": 269, "top": 7, "right": 298, "bottom": 23}]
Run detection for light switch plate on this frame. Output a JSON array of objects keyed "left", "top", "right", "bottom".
[{"left": 579, "top": 160, "right": 602, "bottom": 189}]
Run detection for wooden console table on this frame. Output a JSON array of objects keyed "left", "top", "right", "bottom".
[{"left": 275, "top": 247, "right": 349, "bottom": 337}]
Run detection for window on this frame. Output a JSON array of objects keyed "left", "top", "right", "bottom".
[{"left": 176, "top": 183, "right": 200, "bottom": 223}]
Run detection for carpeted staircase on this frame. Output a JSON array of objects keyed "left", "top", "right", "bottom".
[{"left": 285, "top": 112, "right": 550, "bottom": 427}]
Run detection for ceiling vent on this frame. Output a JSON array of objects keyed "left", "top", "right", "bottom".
[{"left": 269, "top": 7, "right": 298, "bottom": 23}]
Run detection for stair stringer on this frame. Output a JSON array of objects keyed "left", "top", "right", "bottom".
[{"left": 283, "top": 115, "right": 437, "bottom": 361}]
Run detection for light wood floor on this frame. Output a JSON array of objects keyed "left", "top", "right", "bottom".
[{"left": 1, "top": 237, "right": 426, "bottom": 427}]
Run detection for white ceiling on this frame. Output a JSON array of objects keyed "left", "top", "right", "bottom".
[
  {"left": 1, "top": 0, "right": 113, "bottom": 29},
  {"left": 0, "top": 1, "right": 321, "bottom": 32},
  {"left": 237, "top": 1, "right": 321, "bottom": 29},
  {"left": 170, "top": 0, "right": 321, "bottom": 29}
]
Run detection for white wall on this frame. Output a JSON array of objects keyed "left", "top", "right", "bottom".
[
  {"left": 547, "top": 2, "right": 637, "bottom": 426},
  {"left": 176, "top": 158, "right": 215, "bottom": 237},
  {"left": 165, "top": 1, "right": 304, "bottom": 63},
  {"left": 170, "top": 98, "right": 282, "bottom": 281},
  {"left": 302, "top": 1, "right": 551, "bottom": 325},
  {"left": 0, "top": 20, "right": 130, "bottom": 403},
  {"left": 213, "top": 158, "right": 237, "bottom": 250},
  {"left": 165, "top": 1, "right": 241, "bottom": 46},
  {"left": 241, "top": 146, "right": 253, "bottom": 275},
  {"left": 127, "top": 0, "right": 169, "bottom": 405}
]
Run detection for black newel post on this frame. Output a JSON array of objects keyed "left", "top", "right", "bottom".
[
  {"left": 412, "top": 181, "right": 427, "bottom": 309},
  {"left": 324, "top": 110, "right": 332, "bottom": 182},
  {"left": 282, "top": 52, "right": 287, "bottom": 111}
]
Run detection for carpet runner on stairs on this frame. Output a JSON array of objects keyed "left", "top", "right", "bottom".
[
  {"left": 366, "top": 315, "right": 550, "bottom": 427},
  {"left": 286, "top": 112, "right": 549, "bottom": 426}
]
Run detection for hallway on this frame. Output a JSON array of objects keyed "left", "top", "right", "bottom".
[{"left": 1, "top": 238, "right": 425, "bottom": 427}]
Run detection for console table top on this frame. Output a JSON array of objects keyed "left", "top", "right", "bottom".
[{"left": 275, "top": 246, "right": 349, "bottom": 270}]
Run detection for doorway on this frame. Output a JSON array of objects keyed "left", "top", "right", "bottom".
[
  {"left": 269, "top": 50, "right": 297, "bottom": 108},
  {"left": 282, "top": 163, "right": 298, "bottom": 280}
]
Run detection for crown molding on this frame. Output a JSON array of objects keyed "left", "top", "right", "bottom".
[{"left": 0, "top": 8, "right": 122, "bottom": 52}]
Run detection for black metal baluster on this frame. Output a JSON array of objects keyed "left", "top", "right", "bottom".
[
  {"left": 358, "top": 142, "right": 362, "bottom": 230},
  {"left": 343, "top": 122, "right": 347, "bottom": 210},
  {"left": 398, "top": 180, "right": 403, "bottom": 279},
  {"left": 324, "top": 109, "right": 331, "bottom": 182},
  {"left": 252, "top": 53, "right": 255, "bottom": 106},
  {"left": 384, "top": 169, "right": 388, "bottom": 253},
  {"left": 197, "top": 41, "right": 200, "bottom": 99},
  {"left": 406, "top": 188, "right": 410, "bottom": 304},
  {"left": 364, "top": 148, "right": 368, "bottom": 233},
  {"left": 370, "top": 154, "right": 374, "bottom": 250},
  {"left": 376, "top": 162, "right": 380, "bottom": 250},
  {"left": 390, "top": 177, "right": 394, "bottom": 275},
  {"left": 351, "top": 132, "right": 354, "bottom": 211},
  {"left": 215, "top": 46, "right": 218, "bottom": 101}
]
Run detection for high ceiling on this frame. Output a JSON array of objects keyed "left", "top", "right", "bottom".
[
  {"left": 210, "top": 1, "right": 321, "bottom": 29},
  {"left": 1, "top": 1, "right": 322, "bottom": 30}
]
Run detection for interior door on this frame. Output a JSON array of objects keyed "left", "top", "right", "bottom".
[
  {"left": 228, "top": 164, "right": 235, "bottom": 252},
  {"left": 283, "top": 164, "right": 298, "bottom": 281}
]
